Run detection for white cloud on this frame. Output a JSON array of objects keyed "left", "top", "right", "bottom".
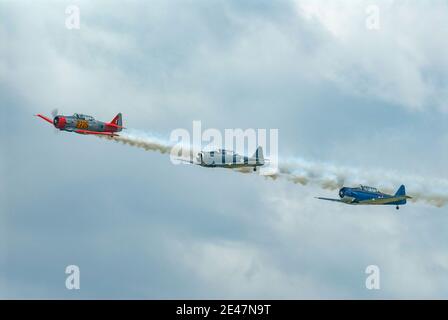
[
  {"left": 295, "top": 0, "right": 448, "bottom": 111},
  {"left": 2, "top": 0, "right": 448, "bottom": 299}
]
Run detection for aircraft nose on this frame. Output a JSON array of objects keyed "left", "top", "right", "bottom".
[
  {"left": 53, "top": 116, "right": 66, "bottom": 129},
  {"left": 339, "top": 188, "right": 346, "bottom": 198}
]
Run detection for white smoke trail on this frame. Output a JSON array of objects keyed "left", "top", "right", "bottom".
[
  {"left": 101, "top": 130, "right": 448, "bottom": 208},
  {"left": 100, "top": 129, "right": 199, "bottom": 160},
  {"left": 274, "top": 158, "right": 448, "bottom": 207},
  {"left": 103, "top": 129, "right": 173, "bottom": 154}
]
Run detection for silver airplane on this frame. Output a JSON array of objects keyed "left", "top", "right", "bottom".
[{"left": 180, "top": 146, "right": 266, "bottom": 172}]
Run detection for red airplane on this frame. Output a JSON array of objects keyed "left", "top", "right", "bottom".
[{"left": 36, "top": 110, "right": 123, "bottom": 136}]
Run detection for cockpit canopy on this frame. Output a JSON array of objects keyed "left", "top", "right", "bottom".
[
  {"left": 73, "top": 113, "right": 94, "bottom": 121},
  {"left": 359, "top": 185, "right": 379, "bottom": 193}
]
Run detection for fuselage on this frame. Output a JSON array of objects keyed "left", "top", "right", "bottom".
[
  {"left": 339, "top": 186, "right": 406, "bottom": 205},
  {"left": 197, "top": 150, "right": 264, "bottom": 169},
  {"left": 53, "top": 113, "right": 120, "bottom": 134}
]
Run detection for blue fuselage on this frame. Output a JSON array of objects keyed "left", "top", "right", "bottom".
[{"left": 340, "top": 187, "right": 406, "bottom": 205}]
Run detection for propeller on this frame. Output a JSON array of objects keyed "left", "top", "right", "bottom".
[
  {"left": 51, "top": 108, "right": 60, "bottom": 134},
  {"left": 51, "top": 108, "right": 58, "bottom": 118}
]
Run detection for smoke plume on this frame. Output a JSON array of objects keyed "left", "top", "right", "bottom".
[{"left": 101, "top": 130, "right": 448, "bottom": 207}]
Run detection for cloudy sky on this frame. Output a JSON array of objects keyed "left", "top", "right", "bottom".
[{"left": 1, "top": 0, "right": 448, "bottom": 299}]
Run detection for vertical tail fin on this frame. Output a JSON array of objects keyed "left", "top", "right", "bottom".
[
  {"left": 110, "top": 113, "right": 123, "bottom": 131},
  {"left": 395, "top": 185, "right": 406, "bottom": 197},
  {"left": 252, "top": 146, "right": 264, "bottom": 165}
]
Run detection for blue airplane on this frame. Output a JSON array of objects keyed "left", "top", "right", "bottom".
[{"left": 317, "top": 185, "right": 412, "bottom": 210}]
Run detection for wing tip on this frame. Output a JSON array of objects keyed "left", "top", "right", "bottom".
[{"left": 36, "top": 114, "right": 54, "bottom": 124}]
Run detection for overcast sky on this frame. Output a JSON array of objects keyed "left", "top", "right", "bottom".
[{"left": 1, "top": 0, "right": 448, "bottom": 299}]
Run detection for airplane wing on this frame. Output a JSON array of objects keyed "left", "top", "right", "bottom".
[
  {"left": 316, "top": 197, "right": 344, "bottom": 203},
  {"left": 358, "top": 196, "right": 410, "bottom": 205},
  {"left": 316, "top": 196, "right": 358, "bottom": 204},
  {"left": 75, "top": 129, "right": 119, "bottom": 137},
  {"left": 35, "top": 114, "right": 53, "bottom": 124},
  {"left": 174, "top": 158, "right": 195, "bottom": 165}
]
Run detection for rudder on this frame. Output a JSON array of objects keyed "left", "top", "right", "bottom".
[
  {"left": 395, "top": 185, "right": 406, "bottom": 197},
  {"left": 110, "top": 113, "right": 123, "bottom": 131},
  {"left": 253, "top": 146, "right": 264, "bottom": 165}
]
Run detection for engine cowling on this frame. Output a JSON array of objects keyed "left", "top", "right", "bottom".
[{"left": 53, "top": 116, "right": 66, "bottom": 129}]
